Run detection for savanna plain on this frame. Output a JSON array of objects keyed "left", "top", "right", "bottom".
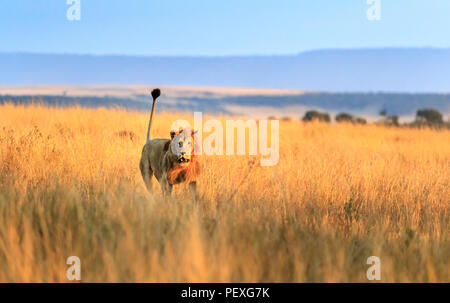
[{"left": 0, "top": 104, "right": 448, "bottom": 282}]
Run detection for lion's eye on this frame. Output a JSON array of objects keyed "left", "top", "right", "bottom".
[{"left": 178, "top": 142, "right": 183, "bottom": 148}]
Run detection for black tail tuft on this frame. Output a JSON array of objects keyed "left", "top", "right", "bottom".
[{"left": 151, "top": 88, "right": 161, "bottom": 100}]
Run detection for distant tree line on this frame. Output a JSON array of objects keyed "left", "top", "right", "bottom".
[
  {"left": 302, "top": 110, "right": 331, "bottom": 123},
  {"left": 377, "top": 108, "right": 446, "bottom": 128},
  {"left": 298, "top": 108, "right": 448, "bottom": 129},
  {"left": 301, "top": 110, "right": 366, "bottom": 125}
]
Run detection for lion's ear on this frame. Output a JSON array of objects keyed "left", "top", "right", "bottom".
[{"left": 171, "top": 127, "right": 185, "bottom": 139}]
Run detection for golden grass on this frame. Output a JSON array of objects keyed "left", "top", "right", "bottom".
[{"left": 0, "top": 103, "right": 448, "bottom": 282}]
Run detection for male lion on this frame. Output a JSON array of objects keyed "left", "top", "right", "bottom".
[{"left": 139, "top": 89, "right": 200, "bottom": 200}]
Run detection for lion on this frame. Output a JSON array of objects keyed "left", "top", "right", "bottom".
[{"left": 139, "top": 89, "right": 200, "bottom": 200}]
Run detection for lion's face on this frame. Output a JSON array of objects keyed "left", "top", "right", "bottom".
[{"left": 170, "top": 129, "right": 195, "bottom": 166}]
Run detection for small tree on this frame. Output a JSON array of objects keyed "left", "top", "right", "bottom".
[
  {"left": 386, "top": 115, "right": 399, "bottom": 127},
  {"left": 335, "top": 113, "right": 354, "bottom": 123},
  {"left": 416, "top": 109, "right": 443, "bottom": 125},
  {"left": 377, "top": 108, "right": 400, "bottom": 127},
  {"left": 302, "top": 110, "right": 330, "bottom": 123},
  {"left": 355, "top": 117, "right": 367, "bottom": 125}
]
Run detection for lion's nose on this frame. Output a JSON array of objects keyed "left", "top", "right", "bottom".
[{"left": 181, "top": 152, "right": 186, "bottom": 155}]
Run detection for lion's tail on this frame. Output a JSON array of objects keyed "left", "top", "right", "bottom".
[{"left": 146, "top": 88, "right": 161, "bottom": 143}]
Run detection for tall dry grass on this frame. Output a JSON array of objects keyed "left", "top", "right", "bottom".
[{"left": 0, "top": 103, "right": 448, "bottom": 282}]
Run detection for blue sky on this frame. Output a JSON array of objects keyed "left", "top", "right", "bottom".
[{"left": 1, "top": 0, "right": 449, "bottom": 56}]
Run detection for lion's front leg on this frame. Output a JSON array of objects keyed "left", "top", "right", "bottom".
[{"left": 160, "top": 176, "right": 173, "bottom": 199}]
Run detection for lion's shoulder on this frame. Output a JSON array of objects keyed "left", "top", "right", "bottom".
[
  {"left": 142, "top": 138, "right": 171, "bottom": 161},
  {"left": 143, "top": 138, "right": 170, "bottom": 151}
]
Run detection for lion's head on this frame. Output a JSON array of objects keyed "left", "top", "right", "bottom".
[{"left": 170, "top": 128, "right": 198, "bottom": 166}]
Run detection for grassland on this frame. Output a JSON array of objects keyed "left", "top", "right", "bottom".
[{"left": 0, "top": 103, "right": 448, "bottom": 282}]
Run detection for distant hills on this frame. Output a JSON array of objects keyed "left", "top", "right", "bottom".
[
  {"left": 1, "top": 49, "right": 449, "bottom": 120},
  {"left": 1, "top": 48, "right": 450, "bottom": 92}
]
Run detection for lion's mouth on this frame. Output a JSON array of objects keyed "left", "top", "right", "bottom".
[{"left": 177, "top": 156, "right": 191, "bottom": 164}]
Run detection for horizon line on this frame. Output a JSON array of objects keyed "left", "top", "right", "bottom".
[{"left": 1, "top": 47, "right": 449, "bottom": 58}]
